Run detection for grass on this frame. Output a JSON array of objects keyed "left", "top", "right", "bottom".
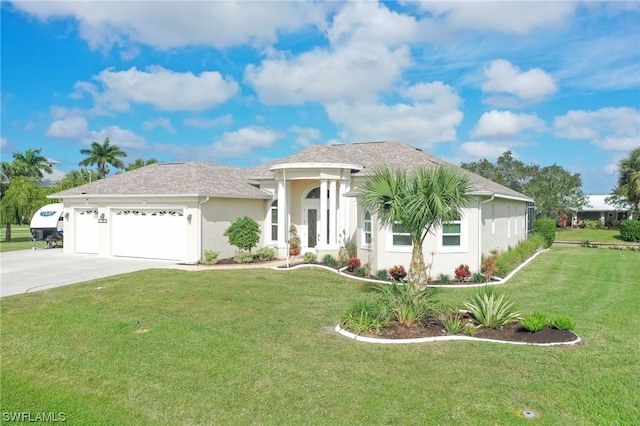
[
  {"left": 555, "top": 228, "right": 622, "bottom": 243},
  {"left": 2, "top": 248, "right": 639, "bottom": 424},
  {"left": 0, "top": 225, "right": 41, "bottom": 252}
]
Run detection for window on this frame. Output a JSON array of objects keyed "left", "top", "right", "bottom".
[
  {"left": 442, "top": 221, "right": 461, "bottom": 246},
  {"left": 270, "top": 200, "right": 278, "bottom": 241},
  {"left": 392, "top": 221, "right": 412, "bottom": 246},
  {"left": 363, "top": 211, "right": 372, "bottom": 245}
]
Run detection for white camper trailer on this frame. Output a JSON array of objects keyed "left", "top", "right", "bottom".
[{"left": 30, "top": 203, "right": 64, "bottom": 248}]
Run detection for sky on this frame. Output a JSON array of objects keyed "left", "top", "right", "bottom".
[{"left": 1, "top": 1, "right": 639, "bottom": 194}]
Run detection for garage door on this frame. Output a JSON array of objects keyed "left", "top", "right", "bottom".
[
  {"left": 111, "top": 209, "right": 186, "bottom": 260},
  {"left": 75, "top": 209, "right": 99, "bottom": 254}
]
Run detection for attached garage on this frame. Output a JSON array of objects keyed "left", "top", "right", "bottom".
[
  {"left": 75, "top": 208, "right": 99, "bottom": 254},
  {"left": 111, "top": 208, "right": 187, "bottom": 261}
]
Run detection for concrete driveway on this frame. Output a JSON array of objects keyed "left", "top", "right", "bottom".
[{"left": 0, "top": 249, "right": 176, "bottom": 297}]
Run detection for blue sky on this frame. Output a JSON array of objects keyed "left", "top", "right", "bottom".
[{"left": 1, "top": 1, "right": 638, "bottom": 194}]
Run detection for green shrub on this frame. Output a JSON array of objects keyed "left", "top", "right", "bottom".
[
  {"left": 353, "top": 266, "right": 366, "bottom": 277},
  {"left": 344, "top": 241, "right": 357, "bottom": 258},
  {"left": 376, "top": 269, "right": 389, "bottom": 281},
  {"left": 471, "top": 272, "right": 485, "bottom": 283},
  {"left": 224, "top": 216, "right": 260, "bottom": 252},
  {"left": 375, "top": 282, "right": 438, "bottom": 327},
  {"left": 619, "top": 220, "right": 640, "bottom": 242},
  {"left": 234, "top": 251, "right": 255, "bottom": 263},
  {"left": 551, "top": 316, "right": 576, "bottom": 331},
  {"left": 462, "top": 323, "right": 477, "bottom": 336},
  {"left": 533, "top": 217, "right": 556, "bottom": 248},
  {"left": 340, "top": 298, "right": 389, "bottom": 334},
  {"left": 303, "top": 252, "right": 317, "bottom": 263},
  {"left": 256, "top": 247, "right": 276, "bottom": 261},
  {"left": 200, "top": 249, "right": 219, "bottom": 265},
  {"left": 583, "top": 219, "right": 603, "bottom": 229},
  {"left": 520, "top": 312, "right": 549, "bottom": 332},
  {"left": 464, "top": 287, "right": 520, "bottom": 329},
  {"left": 322, "top": 254, "right": 337, "bottom": 267},
  {"left": 437, "top": 273, "right": 451, "bottom": 284},
  {"left": 442, "top": 311, "right": 464, "bottom": 334},
  {"left": 494, "top": 235, "right": 543, "bottom": 277}
]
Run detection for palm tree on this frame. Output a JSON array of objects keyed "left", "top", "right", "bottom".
[
  {"left": 125, "top": 157, "right": 159, "bottom": 171},
  {"left": 11, "top": 148, "right": 52, "bottom": 179},
  {"left": 79, "top": 138, "right": 128, "bottom": 179},
  {"left": 615, "top": 147, "right": 640, "bottom": 212},
  {"left": 53, "top": 168, "right": 100, "bottom": 191},
  {"left": 360, "top": 166, "right": 472, "bottom": 288}
]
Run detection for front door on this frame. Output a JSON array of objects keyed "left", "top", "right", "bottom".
[{"left": 307, "top": 208, "right": 317, "bottom": 248}]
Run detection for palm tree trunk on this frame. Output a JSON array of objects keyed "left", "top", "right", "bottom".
[{"left": 408, "top": 238, "right": 428, "bottom": 289}]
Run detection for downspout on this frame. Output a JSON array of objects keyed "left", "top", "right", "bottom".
[
  {"left": 198, "top": 196, "right": 210, "bottom": 264},
  {"left": 478, "top": 194, "right": 496, "bottom": 272}
]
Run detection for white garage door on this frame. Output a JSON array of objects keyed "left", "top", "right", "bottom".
[
  {"left": 111, "top": 209, "right": 186, "bottom": 261},
  {"left": 75, "top": 209, "right": 99, "bottom": 254}
]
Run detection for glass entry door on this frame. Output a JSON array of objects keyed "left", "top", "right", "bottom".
[{"left": 307, "top": 208, "right": 317, "bottom": 248}]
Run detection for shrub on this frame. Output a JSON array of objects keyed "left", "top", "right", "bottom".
[
  {"left": 481, "top": 250, "right": 500, "bottom": 281},
  {"left": 619, "top": 220, "right": 640, "bottom": 242},
  {"left": 376, "top": 269, "right": 389, "bottom": 281},
  {"left": 234, "top": 251, "right": 254, "bottom": 263},
  {"left": 520, "top": 312, "right": 549, "bottom": 332},
  {"left": 224, "top": 216, "right": 260, "bottom": 252},
  {"left": 347, "top": 257, "right": 361, "bottom": 272},
  {"left": 375, "top": 282, "right": 437, "bottom": 327},
  {"left": 388, "top": 265, "right": 407, "bottom": 281},
  {"left": 462, "top": 323, "right": 478, "bottom": 336},
  {"left": 340, "top": 298, "right": 389, "bottom": 334},
  {"left": 454, "top": 264, "right": 470, "bottom": 281},
  {"left": 533, "top": 217, "right": 556, "bottom": 248},
  {"left": 437, "top": 273, "right": 451, "bottom": 284},
  {"left": 288, "top": 225, "right": 301, "bottom": 255},
  {"left": 494, "top": 235, "right": 544, "bottom": 277},
  {"left": 464, "top": 287, "right": 520, "bottom": 329},
  {"left": 584, "top": 219, "right": 603, "bottom": 229},
  {"left": 471, "top": 272, "right": 485, "bottom": 283},
  {"left": 344, "top": 241, "right": 357, "bottom": 259},
  {"left": 200, "top": 249, "right": 219, "bottom": 265},
  {"left": 322, "top": 254, "right": 337, "bottom": 267},
  {"left": 442, "top": 311, "right": 464, "bottom": 334},
  {"left": 551, "top": 316, "right": 576, "bottom": 331},
  {"left": 303, "top": 252, "right": 317, "bottom": 264},
  {"left": 256, "top": 247, "right": 276, "bottom": 261},
  {"left": 353, "top": 266, "right": 366, "bottom": 277}
]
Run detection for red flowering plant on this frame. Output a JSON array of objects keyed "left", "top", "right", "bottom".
[
  {"left": 454, "top": 264, "right": 471, "bottom": 282},
  {"left": 347, "top": 257, "right": 361, "bottom": 272},
  {"left": 388, "top": 265, "right": 407, "bottom": 281}
]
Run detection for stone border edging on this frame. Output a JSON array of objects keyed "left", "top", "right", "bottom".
[
  {"left": 334, "top": 325, "right": 581, "bottom": 346},
  {"left": 271, "top": 249, "right": 547, "bottom": 288}
]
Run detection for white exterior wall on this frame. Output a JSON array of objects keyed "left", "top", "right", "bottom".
[{"left": 479, "top": 197, "right": 528, "bottom": 257}]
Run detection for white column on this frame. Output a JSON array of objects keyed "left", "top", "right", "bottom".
[
  {"left": 319, "top": 179, "right": 328, "bottom": 248},
  {"left": 340, "top": 180, "right": 350, "bottom": 245},
  {"left": 329, "top": 180, "right": 337, "bottom": 247},
  {"left": 277, "top": 179, "right": 287, "bottom": 248}
]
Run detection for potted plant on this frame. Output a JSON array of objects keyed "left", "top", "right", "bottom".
[{"left": 288, "top": 225, "right": 301, "bottom": 256}]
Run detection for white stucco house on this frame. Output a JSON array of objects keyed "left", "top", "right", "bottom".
[
  {"left": 575, "top": 194, "right": 632, "bottom": 226},
  {"left": 49, "top": 141, "right": 534, "bottom": 276}
]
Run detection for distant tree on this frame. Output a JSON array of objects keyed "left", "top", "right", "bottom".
[
  {"left": 125, "top": 158, "right": 159, "bottom": 171},
  {"left": 11, "top": 148, "right": 52, "bottom": 179},
  {"left": 79, "top": 137, "right": 127, "bottom": 179},
  {"left": 52, "top": 168, "right": 100, "bottom": 192},
  {"left": 224, "top": 216, "right": 261, "bottom": 252},
  {"left": 0, "top": 176, "right": 47, "bottom": 241},
  {"left": 462, "top": 152, "right": 587, "bottom": 219},
  {"left": 608, "top": 147, "right": 640, "bottom": 214}
]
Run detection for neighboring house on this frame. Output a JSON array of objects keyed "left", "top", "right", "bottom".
[
  {"left": 41, "top": 158, "right": 67, "bottom": 187},
  {"left": 576, "top": 195, "right": 631, "bottom": 226},
  {"left": 49, "top": 141, "right": 534, "bottom": 277}
]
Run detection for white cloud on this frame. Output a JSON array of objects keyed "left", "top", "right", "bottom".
[
  {"left": 290, "top": 126, "right": 321, "bottom": 148},
  {"left": 86, "top": 126, "right": 148, "bottom": 150},
  {"left": 459, "top": 141, "right": 511, "bottom": 159},
  {"left": 553, "top": 107, "right": 640, "bottom": 151},
  {"left": 471, "top": 110, "right": 546, "bottom": 138},
  {"left": 47, "top": 116, "right": 89, "bottom": 139},
  {"left": 75, "top": 66, "right": 239, "bottom": 112},
  {"left": 482, "top": 59, "right": 557, "bottom": 101},
  {"left": 184, "top": 114, "right": 234, "bottom": 129},
  {"left": 419, "top": 2, "right": 576, "bottom": 34},
  {"left": 325, "top": 82, "right": 463, "bottom": 148},
  {"left": 143, "top": 117, "right": 176, "bottom": 134},
  {"left": 211, "top": 126, "right": 278, "bottom": 157},
  {"left": 11, "top": 2, "right": 327, "bottom": 50},
  {"left": 1, "top": 137, "right": 10, "bottom": 151}
]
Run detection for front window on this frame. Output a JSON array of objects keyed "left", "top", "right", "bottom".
[
  {"left": 392, "top": 221, "right": 412, "bottom": 246},
  {"left": 363, "top": 211, "right": 372, "bottom": 245},
  {"left": 442, "top": 221, "right": 461, "bottom": 246}
]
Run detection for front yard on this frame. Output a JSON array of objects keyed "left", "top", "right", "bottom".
[{"left": 1, "top": 247, "right": 638, "bottom": 424}]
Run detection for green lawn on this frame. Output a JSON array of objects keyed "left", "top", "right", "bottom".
[
  {"left": 0, "top": 226, "right": 40, "bottom": 252},
  {"left": 555, "top": 228, "right": 622, "bottom": 243},
  {"left": 1, "top": 247, "right": 639, "bottom": 424}
]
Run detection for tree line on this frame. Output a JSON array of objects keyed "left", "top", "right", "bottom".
[{"left": 0, "top": 138, "right": 157, "bottom": 241}]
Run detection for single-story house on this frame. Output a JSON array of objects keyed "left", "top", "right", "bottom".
[
  {"left": 49, "top": 141, "right": 534, "bottom": 277},
  {"left": 575, "top": 194, "right": 632, "bottom": 226}
]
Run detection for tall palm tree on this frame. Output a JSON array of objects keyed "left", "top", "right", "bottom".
[
  {"left": 11, "top": 148, "right": 52, "bottom": 179},
  {"left": 125, "top": 157, "right": 159, "bottom": 171},
  {"left": 79, "top": 138, "right": 128, "bottom": 179},
  {"left": 616, "top": 147, "right": 640, "bottom": 212},
  {"left": 360, "top": 166, "right": 472, "bottom": 288}
]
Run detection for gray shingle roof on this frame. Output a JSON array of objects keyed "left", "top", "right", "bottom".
[{"left": 51, "top": 141, "right": 531, "bottom": 201}]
